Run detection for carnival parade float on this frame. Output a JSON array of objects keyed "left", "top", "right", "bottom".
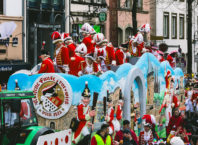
[{"left": 6, "top": 51, "right": 185, "bottom": 144}]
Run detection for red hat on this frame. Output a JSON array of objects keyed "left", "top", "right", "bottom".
[
  {"left": 142, "top": 114, "right": 156, "bottom": 125},
  {"left": 51, "top": 31, "right": 62, "bottom": 44},
  {"left": 62, "top": 33, "right": 72, "bottom": 42},
  {"left": 167, "top": 70, "right": 171, "bottom": 78}
]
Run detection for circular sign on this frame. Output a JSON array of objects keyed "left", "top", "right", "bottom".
[
  {"left": 32, "top": 74, "right": 72, "bottom": 119},
  {"left": 99, "top": 12, "right": 107, "bottom": 22}
]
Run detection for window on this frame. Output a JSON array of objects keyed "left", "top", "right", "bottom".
[
  {"left": 179, "top": 14, "right": 184, "bottom": 39},
  {"left": 125, "top": 0, "right": 131, "bottom": 9},
  {"left": 0, "top": 0, "right": 3, "bottom": 14},
  {"left": 172, "top": 13, "right": 177, "bottom": 39},
  {"left": 180, "top": 0, "right": 184, "bottom": 2},
  {"left": 125, "top": 27, "right": 133, "bottom": 41},
  {"left": 118, "top": 28, "right": 123, "bottom": 46},
  {"left": 163, "top": 12, "right": 169, "bottom": 39},
  {"left": 137, "top": 0, "right": 143, "bottom": 10}
]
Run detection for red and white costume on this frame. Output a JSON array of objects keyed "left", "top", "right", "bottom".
[
  {"left": 38, "top": 57, "right": 55, "bottom": 73},
  {"left": 72, "top": 102, "right": 91, "bottom": 144},
  {"left": 78, "top": 53, "right": 99, "bottom": 75},
  {"left": 115, "top": 48, "right": 126, "bottom": 65},
  {"left": 167, "top": 55, "right": 176, "bottom": 68},
  {"left": 105, "top": 43, "right": 116, "bottom": 67},
  {"left": 68, "top": 54, "right": 85, "bottom": 76},
  {"left": 51, "top": 31, "right": 70, "bottom": 73},
  {"left": 106, "top": 106, "right": 114, "bottom": 135},
  {"left": 139, "top": 130, "right": 154, "bottom": 145},
  {"left": 159, "top": 70, "right": 172, "bottom": 126},
  {"left": 54, "top": 45, "right": 70, "bottom": 73},
  {"left": 133, "top": 32, "right": 144, "bottom": 57}
]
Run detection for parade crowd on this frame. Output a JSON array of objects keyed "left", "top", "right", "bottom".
[{"left": 36, "top": 23, "right": 198, "bottom": 145}]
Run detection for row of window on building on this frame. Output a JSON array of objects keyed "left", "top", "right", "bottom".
[{"left": 163, "top": 12, "right": 198, "bottom": 40}]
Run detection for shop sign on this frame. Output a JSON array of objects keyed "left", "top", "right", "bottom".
[
  {"left": 32, "top": 74, "right": 72, "bottom": 119},
  {"left": 99, "top": 12, "right": 107, "bottom": 22}
]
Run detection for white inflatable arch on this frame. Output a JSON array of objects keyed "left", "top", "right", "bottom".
[{"left": 123, "top": 67, "right": 146, "bottom": 123}]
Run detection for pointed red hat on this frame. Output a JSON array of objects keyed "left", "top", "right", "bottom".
[
  {"left": 62, "top": 33, "right": 72, "bottom": 42},
  {"left": 51, "top": 31, "right": 62, "bottom": 44},
  {"left": 142, "top": 114, "right": 156, "bottom": 125}
]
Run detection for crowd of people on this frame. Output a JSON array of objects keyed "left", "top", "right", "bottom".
[
  {"left": 69, "top": 77, "right": 197, "bottom": 145},
  {"left": 37, "top": 22, "right": 179, "bottom": 76}
]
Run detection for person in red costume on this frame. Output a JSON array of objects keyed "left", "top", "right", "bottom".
[
  {"left": 78, "top": 53, "right": 99, "bottom": 76},
  {"left": 142, "top": 114, "right": 159, "bottom": 140},
  {"left": 38, "top": 49, "right": 55, "bottom": 73},
  {"left": 133, "top": 28, "right": 144, "bottom": 57},
  {"left": 51, "top": 31, "right": 70, "bottom": 73},
  {"left": 113, "top": 89, "right": 124, "bottom": 132},
  {"left": 167, "top": 107, "right": 184, "bottom": 136},
  {"left": 62, "top": 33, "right": 76, "bottom": 58},
  {"left": 80, "top": 23, "right": 95, "bottom": 54},
  {"left": 105, "top": 90, "right": 114, "bottom": 135},
  {"left": 167, "top": 54, "right": 175, "bottom": 68},
  {"left": 68, "top": 44, "right": 86, "bottom": 76},
  {"left": 139, "top": 123, "right": 154, "bottom": 145},
  {"left": 105, "top": 43, "right": 116, "bottom": 68},
  {"left": 115, "top": 45, "right": 128, "bottom": 65},
  {"left": 72, "top": 81, "right": 96, "bottom": 145}
]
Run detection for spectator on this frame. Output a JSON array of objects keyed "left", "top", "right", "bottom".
[
  {"left": 91, "top": 124, "right": 113, "bottom": 145},
  {"left": 167, "top": 107, "right": 183, "bottom": 136},
  {"left": 139, "top": 123, "right": 153, "bottom": 145},
  {"left": 115, "top": 120, "right": 138, "bottom": 145},
  {"left": 121, "top": 129, "right": 137, "bottom": 145}
]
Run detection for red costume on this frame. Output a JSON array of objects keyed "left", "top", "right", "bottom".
[
  {"left": 134, "top": 32, "right": 144, "bottom": 57},
  {"left": 67, "top": 43, "right": 76, "bottom": 58},
  {"left": 38, "top": 57, "right": 55, "bottom": 73},
  {"left": 54, "top": 45, "right": 70, "bottom": 73},
  {"left": 139, "top": 130, "right": 154, "bottom": 145},
  {"left": 166, "top": 115, "right": 183, "bottom": 135},
  {"left": 106, "top": 107, "right": 114, "bottom": 134},
  {"left": 72, "top": 82, "right": 93, "bottom": 144},
  {"left": 167, "top": 55, "right": 175, "bottom": 68},
  {"left": 105, "top": 44, "right": 116, "bottom": 67},
  {"left": 69, "top": 55, "right": 85, "bottom": 76},
  {"left": 116, "top": 104, "right": 122, "bottom": 121},
  {"left": 82, "top": 36, "right": 94, "bottom": 54},
  {"left": 115, "top": 48, "right": 126, "bottom": 65},
  {"left": 172, "top": 95, "right": 179, "bottom": 108}
]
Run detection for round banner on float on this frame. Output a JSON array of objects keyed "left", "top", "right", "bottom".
[{"left": 32, "top": 74, "right": 72, "bottom": 119}]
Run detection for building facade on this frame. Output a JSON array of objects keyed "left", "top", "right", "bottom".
[
  {"left": 152, "top": 0, "right": 198, "bottom": 73},
  {"left": 0, "top": 0, "right": 28, "bottom": 83},
  {"left": 105, "top": 0, "right": 150, "bottom": 46},
  {"left": 70, "top": 0, "right": 107, "bottom": 42}
]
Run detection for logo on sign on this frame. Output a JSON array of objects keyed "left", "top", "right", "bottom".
[{"left": 32, "top": 74, "right": 72, "bottom": 119}]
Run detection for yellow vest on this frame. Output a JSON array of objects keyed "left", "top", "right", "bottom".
[{"left": 94, "top": 134, "right": 111, "bottom": 145}]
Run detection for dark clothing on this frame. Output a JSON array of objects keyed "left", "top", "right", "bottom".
[
  {"left": 123, "top": 137, "right": 137, "bottom": 145},
  {"left": 115, "top": 129, "right": 138, "bottom": 145}
]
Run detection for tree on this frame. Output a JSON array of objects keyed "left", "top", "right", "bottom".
[
  {"left": 132, "top": 0, "right": 137, "bottom": 35},
  {"left": 187, "top": 0, "right": 194, "bottom": 74}
]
